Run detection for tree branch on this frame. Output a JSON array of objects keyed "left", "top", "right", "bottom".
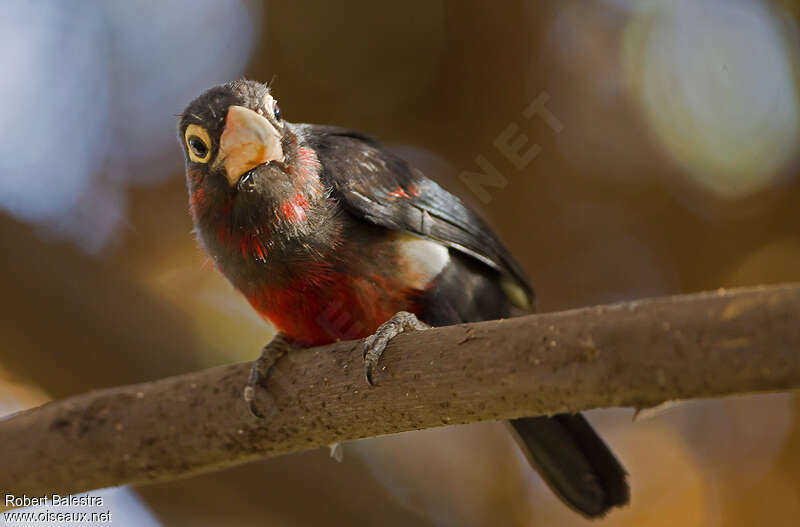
[{"left": 2, "top": 284, "right": 799, "bottom": 505}]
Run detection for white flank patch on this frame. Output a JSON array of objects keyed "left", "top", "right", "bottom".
[{"left": 396, "top": 234, "right": 450, "bottom": 289}]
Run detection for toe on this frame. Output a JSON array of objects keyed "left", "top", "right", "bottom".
[
  {"left": 243, "top": 386, "right": 266, "bottom": 419},
  {"left": 365, "top": 360, "right": 376, "bottom": 386}
]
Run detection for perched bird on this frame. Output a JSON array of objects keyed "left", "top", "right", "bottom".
[{"left": 178, "top": 79, "right": 629, "bottom": 517}]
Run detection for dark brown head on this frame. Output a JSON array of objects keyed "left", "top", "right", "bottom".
[
  {"left": 178, "top": 80, "right": 329, "bottom": 276},
  {"left": 178, "top": 79, "right": 290, "bottom": 194}
]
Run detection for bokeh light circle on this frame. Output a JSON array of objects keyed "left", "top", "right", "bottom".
[{"left": 623, "top": 0, "right": 800, "bottom": 199}]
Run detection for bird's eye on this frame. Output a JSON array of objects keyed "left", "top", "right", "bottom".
[
  {"left": 184, "top": 124, "right": 212, "bottom": 163},
  {"left": 188, "top": 136, "right": 208, "bottom": 157},
  {"left": 273, "top": 102, "right": 282, "bottom": 122}
]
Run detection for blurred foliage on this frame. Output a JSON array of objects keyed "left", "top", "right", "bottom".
[{"left": 2, "top": 0, "right": 800, "bottom": 525}]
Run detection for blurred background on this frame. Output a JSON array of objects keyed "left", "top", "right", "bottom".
[{"left": 1, "top": 0, "right": 800, "bottom": 525}]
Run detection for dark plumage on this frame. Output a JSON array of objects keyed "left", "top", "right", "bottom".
[{"left": 178, "top": 79, "right": 629, "bottom": 517}]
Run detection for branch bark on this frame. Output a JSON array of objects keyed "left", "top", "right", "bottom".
[{"left": 2, "top": 284, "right": 799, "bottom": 505}]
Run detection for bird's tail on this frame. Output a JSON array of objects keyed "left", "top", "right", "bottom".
[{"left": 509, "top": 413, "right": 629, "bottom": 517}]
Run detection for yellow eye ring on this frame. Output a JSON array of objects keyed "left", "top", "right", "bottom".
[{"left": 185, "top": 124, "right": 212, "bottom": 163}]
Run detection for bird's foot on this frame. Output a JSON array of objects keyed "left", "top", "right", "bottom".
[
  {"left": 363, "top": 311, "right": 429, "bottom": 385},
  {"left": 244, "top": 334, "right": 294, "bottom": 419}
]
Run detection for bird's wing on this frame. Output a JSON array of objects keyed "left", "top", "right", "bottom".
[{"left": 299, "top": 124, "right": 534, "bottom": 307}]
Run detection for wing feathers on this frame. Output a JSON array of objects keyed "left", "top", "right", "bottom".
[{"left": 300, "top": 124, "right": 534, "bottom": 306}]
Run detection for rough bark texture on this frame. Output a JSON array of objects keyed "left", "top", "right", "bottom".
[{"left": 1, "top": 284, "right": 799, "bottom": 506}]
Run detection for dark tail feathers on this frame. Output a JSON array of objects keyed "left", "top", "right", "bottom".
[{"left": 509, "top": 413, "right": 629, "bottom": 517}]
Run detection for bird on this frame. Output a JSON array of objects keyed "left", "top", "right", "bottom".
[{"left": 177, "top": 79, "right": 629, "bottom": 517}]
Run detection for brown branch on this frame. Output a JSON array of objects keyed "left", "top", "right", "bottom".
[{"left": 2, "top": 284, "right": 799, "bottom": 506}]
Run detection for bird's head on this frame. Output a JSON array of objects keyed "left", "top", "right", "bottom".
[
  {"left": 178, "top": 79, "right": 323, "bottom": 237},
  {"left": 178, "top": 79, "right": 289, "bottom": 191}
]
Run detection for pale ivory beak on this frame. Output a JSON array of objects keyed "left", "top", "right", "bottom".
[{"left": 217, "top": 105, "right": 283, "bottom": 185}]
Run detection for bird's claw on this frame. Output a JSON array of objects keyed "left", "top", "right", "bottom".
[
  {"left": 244, "top": 335, "right": 292, "bottom": 419},
  {"left": 243, "top": 385, "right": 266, "bottom": 419},
  {"left": 362, "top": 311, "right": 429, "bottom": 386}
]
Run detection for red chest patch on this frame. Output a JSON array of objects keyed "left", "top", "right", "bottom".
[
  {"left": 246, "top": 269, "right": 421, "bottom": 346},
  {"left": 239, "top": 233, "right": 450, "bottom": 346}
]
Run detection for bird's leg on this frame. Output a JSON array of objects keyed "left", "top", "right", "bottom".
[
  {"left": 244, "top": 334, "right": 295, "bottom": 419},
  {"left": 363, "top": 311, "right": 430, "bottom": 385}
]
